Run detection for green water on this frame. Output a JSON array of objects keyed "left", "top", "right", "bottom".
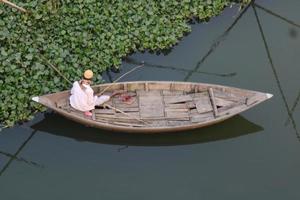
[{"left": 1, "top": 1, "right": 300, "bottom": 199}]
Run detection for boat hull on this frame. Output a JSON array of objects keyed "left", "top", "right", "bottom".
[{"left": 32, "top": 81, "right": 272, "bottom": 133}]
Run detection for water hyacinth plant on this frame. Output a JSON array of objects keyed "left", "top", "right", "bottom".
[{"left": 0, "top": 0, "right": 248, "bottom": 127}]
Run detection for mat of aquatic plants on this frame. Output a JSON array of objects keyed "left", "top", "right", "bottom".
[{"left": 0, "top": 0, "right": 247, "bottom": 127}]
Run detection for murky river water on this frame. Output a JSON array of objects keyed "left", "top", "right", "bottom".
[{"left": 1, "top": 0, "right": 299, "bottom": 199}]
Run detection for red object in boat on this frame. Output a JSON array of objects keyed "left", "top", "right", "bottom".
[{"left": 120, "top": 94, "right": 132, "bottom": 102}]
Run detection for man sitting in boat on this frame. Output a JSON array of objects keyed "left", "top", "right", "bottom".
[{"left": 69, "top": 70, "right": 110, "bottom": 117}]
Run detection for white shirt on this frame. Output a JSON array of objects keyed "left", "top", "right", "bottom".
[{"left": 69, "top": 81, "right": 97, "bottom": 112}]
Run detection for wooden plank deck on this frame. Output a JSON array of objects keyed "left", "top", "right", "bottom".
[{"left": 139, "top": 94, "right": 164, "bottom": 118}]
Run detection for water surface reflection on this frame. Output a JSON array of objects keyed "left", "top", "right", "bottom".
[{"left": 31, "top": 112, "right": 263, "bottom": 147}]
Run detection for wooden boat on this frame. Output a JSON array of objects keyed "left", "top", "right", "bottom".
[{"left": 32, "top": 81, "right": 273, "bottom": 133}]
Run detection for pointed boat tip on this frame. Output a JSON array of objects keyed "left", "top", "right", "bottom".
[
  {"left": 266, "top": 93, "right": 273, "bottom": 99},
  {"left": 32, "top": 96, "right": 39, "bottom": 103}
]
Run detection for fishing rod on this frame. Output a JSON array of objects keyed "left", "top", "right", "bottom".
[
  {"left": 38, "top": 55, "right": 145, "bottom": 123},
  {"left": 1, "top": 0, "right": 27, "bottom": 13}
]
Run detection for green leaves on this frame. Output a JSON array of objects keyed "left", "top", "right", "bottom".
[
  {"left": 1, "top": 49, "right": 8, "bottom": 56},
  {"left": 0, "top": 0, "right": 243, "bottom": 127},
  {"left": 25, "top": 54, "right": 33, "bottom": 60}
]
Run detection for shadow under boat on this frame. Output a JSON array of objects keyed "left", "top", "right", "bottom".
[{"left": 31, "top": 112, "right": 263, "bottom": 146}]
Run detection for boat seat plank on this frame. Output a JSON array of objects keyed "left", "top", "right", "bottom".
[
  {"left": 95, "top": 113, "right": 117, "bottom": 118},
  {"left": 186, "top": 101, "right": 196, "bottom": 109},
  {"left": 115, "top": 107, "right": 139, "bottom": 112},
  {"left": 165, "top": 108, "right": 189, "bottom": 112},
  {"left": 217, "top": 101, "right": 243, "bottom": 113},
  {"left": 115, "top": 103, "right": 139, "bottom": 108},
  {"left": 137, "top": 116, "right": 189, "bottom": 121},
  {"left": 137, "top": 90, "right": 161, "bottom": 96},
  {"left": 218, "top": 104, "right": 248, "bottom": 117},
  {"left": 166, "top": 112, "right": 190, "bottom": 121},
  {"left": 140, "top": 106, "right": 164, "bottom": 118},
  {"left": 139, "top": 95, "right": 164, "bottom": 118},
  {"left": 139, "top": 96, "right": 163, "bottom": 106},
  {"left": 162, "top": 90, "right": 184, "bottom": 96},
  {"left": 191, "top": 112, "right": 214, "bottom": 123},
  {"left": 190, "top": 108, "right": 199, "bottom": 114},
  {"left": 94, "top": 108, "right": 115, "bottom": 114},
  {"left": 193, "top": 91, "right": 209, "bottom": 98},
  {"left": 213, "top": 89, "right": 245, "bottom": 102},
  {"left": 165, "top": 103, "right": 187, "bottom": 109},
  {"left": 164, "top": 95, "right": 193, "bottom": 104},
  {"left": 166, "top": 111, "right": 189, "bottom": 118},
  {"left": 115, "top": 112, "right": 140, "bottom": 118},
  {"left": 215, "top": 98, "right": 235, "bottom": 107},
  {"left": 195, "top": 95, "right": 213, "bottom": 114},
  {"left": 139, "top": 94, "right": 162, "bottom": 103}
]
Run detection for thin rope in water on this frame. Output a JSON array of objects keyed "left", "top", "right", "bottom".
[
  {"left": 255, "top": 3, "right": 300, "bottom": 28},
  {"left": 184, "top": 1, "right": 253, "bottom": 81},
  {"left": 252, "top": 3, "right": 300, "bottom": 140}
]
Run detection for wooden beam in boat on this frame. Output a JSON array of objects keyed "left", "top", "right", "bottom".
[
  {"left": 208, "top": 88, "right": 218, "bottom": 117},
  {"left": 195, "top": 94, "right": 213, "bottom": 113},
  {"left": 162, "top": 90, "right": 184, "bottom": 96},
  {"left": 165, "top": 103, "right": 187, "bottom": 109},
  {"left": 164, "top": 95, "right": 193, "bottom": 104},
  {"left": 145, "top": 82, "right": 149, "bottom": 92},
  {"left": 103, "top": 103, "right": 148, "bottom": 124},
  {"left": 94, "top": 109, "right": 115, "bottom": 114},
  {"left": 123, "top": 83, "right": 128, "bottom": 91},
  {"left": 92, "top": 110, "right": 96, "bottom": 121}
]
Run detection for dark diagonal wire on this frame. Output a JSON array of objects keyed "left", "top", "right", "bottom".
[
  {"left": 0, "top": 150, "right": 43, "bottom": 169},
  {"left": 252, "top": 4, "right": 300, "bottom": 140},
  {"left": 125, "top": 58, "right": 236, "bottom": 78},
  {"left": 255, "top": 3, "right": 300, "bottom": 28},
  {"left": 285, "top": 90, "right": 300, "bottom": 126},
  {"left": 0, "top": 130, "right": 37, "bottom": 177},
  {"left": 183, "top": 1, "right": 253, "bottom": 81},
  {"left": 253, "top": 3, "right": 300, "bottom": 128}
]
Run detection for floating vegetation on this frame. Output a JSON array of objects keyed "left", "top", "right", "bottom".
[{"left": 0, "top": 0, "right": 247, "bottom": 126}]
